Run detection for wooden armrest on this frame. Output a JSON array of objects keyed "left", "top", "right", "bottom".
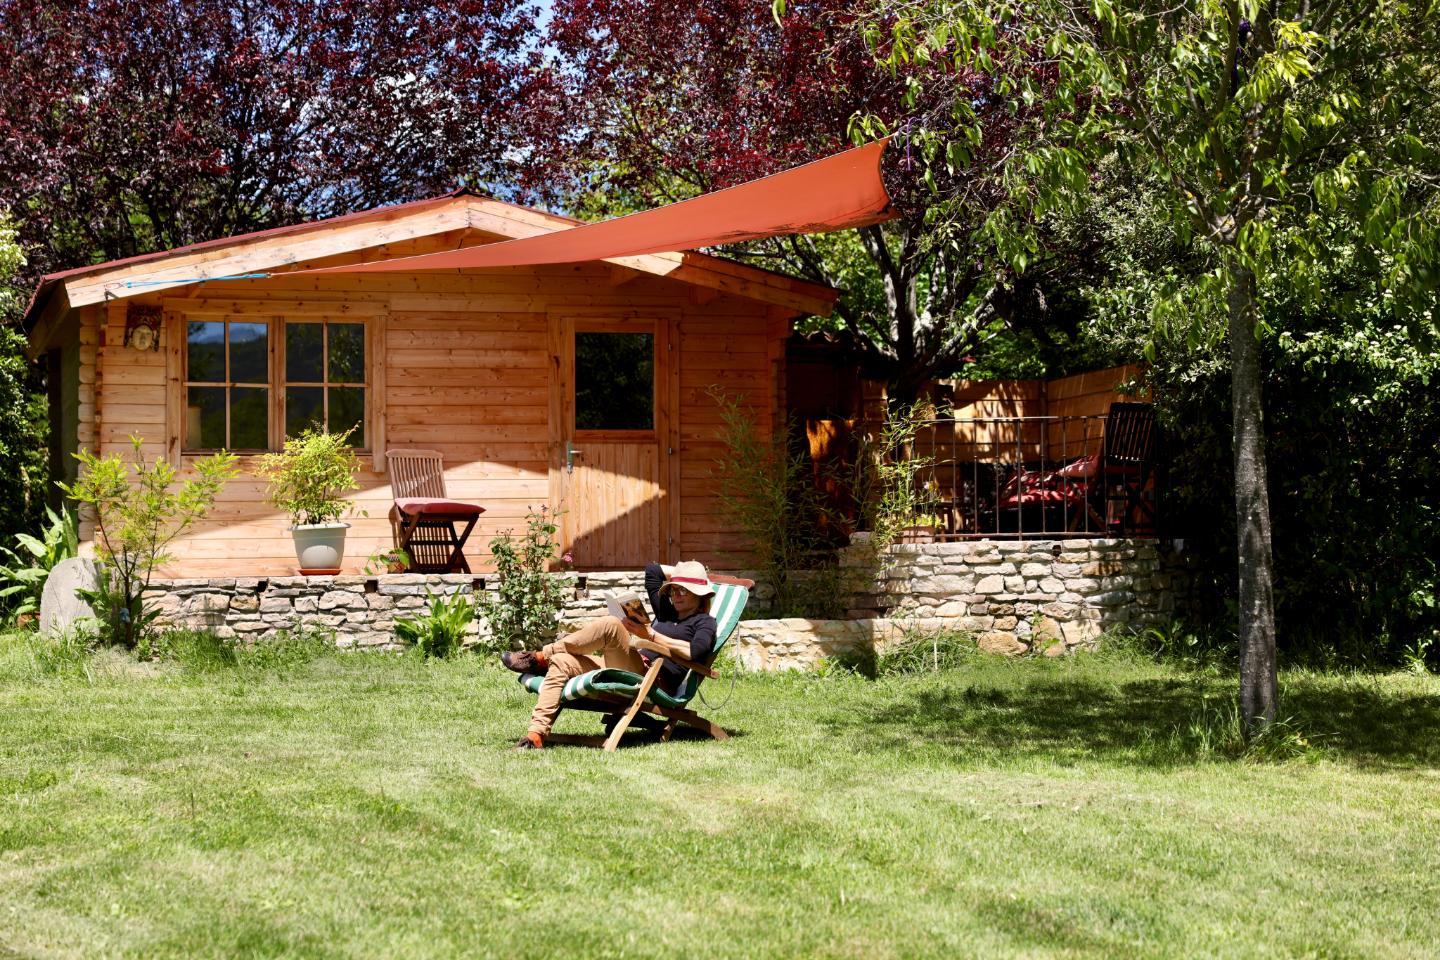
[{"left": 629, "top": 636, "right": 718, "bottom": 678}]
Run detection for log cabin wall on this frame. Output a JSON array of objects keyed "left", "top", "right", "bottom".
[{"left": 90, "top": 256, "right": 785, "bottom": 576}]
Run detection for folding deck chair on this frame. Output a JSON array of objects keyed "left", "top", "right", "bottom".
[
  {"left": 385, "top": 449, "right": 486, "bottom": 573},
  {"left": 516, "top": 574, "right": 754, "bottom": 751},
  {"left": 1058, "top": 402, "right": 1159, "bottom": 535}
]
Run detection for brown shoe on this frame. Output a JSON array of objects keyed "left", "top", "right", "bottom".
[{"left": 501, "top": 650, "right": 546, "bottom": 674}]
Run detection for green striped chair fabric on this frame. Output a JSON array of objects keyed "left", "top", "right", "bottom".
[{"left": 517, "top": 578, "right": 750, "bottom": 708}]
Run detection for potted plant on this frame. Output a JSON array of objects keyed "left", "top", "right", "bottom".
[{"left": 256, "top": 427, "right": 362, "bottom": 574}]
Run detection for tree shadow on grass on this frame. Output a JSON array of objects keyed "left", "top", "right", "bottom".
[{"left": 822, "top": 673, "right": 1440, "bottom": 770}]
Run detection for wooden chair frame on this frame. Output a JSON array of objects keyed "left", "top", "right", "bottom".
[{"left": 385, "top": 448, "right": 483, "bottom": 574}]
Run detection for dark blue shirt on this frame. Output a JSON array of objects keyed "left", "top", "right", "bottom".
[{"left": 642, "top": 562, "right": 717, "bottom": 693}]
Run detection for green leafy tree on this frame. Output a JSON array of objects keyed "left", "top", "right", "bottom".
[
  {"left": 531, "top": 0, "right": 1112, "bottom": 403},
  {"left": 59, "top": 437, "right": 238, "bottom": 647},
  {"left": 871, "top": 0, "right": 1440, "bottom": 731},
  {"left": 0, "top": 215, "right": 47, "bottom": 542}
]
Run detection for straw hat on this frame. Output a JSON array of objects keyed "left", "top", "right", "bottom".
[{"left": 660, "top": 560, "right": 715, "bottom": 597}]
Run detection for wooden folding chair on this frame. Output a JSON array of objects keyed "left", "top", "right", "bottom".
[
  {"left": 1060, "top": 403, "right": 1158, "bottom": 535},
  {"left": 385, "top": 449, "right": 485, "bottom": 573},
  {"left": 516, "top": 575, "right": 754, "bottom": 751}
]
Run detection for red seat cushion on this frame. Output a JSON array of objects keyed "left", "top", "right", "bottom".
[{"left": 394, "top": 497, "right": 485, "bottom": 517}]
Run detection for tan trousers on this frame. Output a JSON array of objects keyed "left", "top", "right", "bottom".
[{"left": 528, "top": 616, "right": 648, "bottom": 737}]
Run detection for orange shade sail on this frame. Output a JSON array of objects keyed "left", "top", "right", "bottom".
[{"left": 301, "top": 140, "right": 893, "bottom": 275}]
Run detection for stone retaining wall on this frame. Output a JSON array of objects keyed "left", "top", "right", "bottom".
[
  {"left": 142, "top": 538, "right": 1190, "bottom": 667},
  {"left": 144, "top": 570, "right": 670, "bottom": 650},
  {"left": 847, "top": 537, "right": 1185, "bottom": 631}
]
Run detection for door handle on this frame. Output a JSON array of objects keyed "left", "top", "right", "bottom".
[{"left": 566, "top": 441, "right": 583, "bottom": 473}]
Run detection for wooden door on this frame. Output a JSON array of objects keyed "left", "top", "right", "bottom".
[{"left": 550, "top": 316, "right": 671, "bottom": 569}]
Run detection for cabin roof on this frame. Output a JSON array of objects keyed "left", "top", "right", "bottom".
[{"left": 23, "top": 188, "right": 839, "bottom": 354}]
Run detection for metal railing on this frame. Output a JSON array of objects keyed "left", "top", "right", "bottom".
[{"left": 906, "top": 415, "right": 1159, "bottom": 540}]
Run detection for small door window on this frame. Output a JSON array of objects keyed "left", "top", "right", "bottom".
[{"left": 574, "top": 331, "right": 654, "bottom": 431}]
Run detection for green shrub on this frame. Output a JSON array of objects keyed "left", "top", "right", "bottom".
[
  {"left": 395, "top": 590, "right": 474, "bottom": 658},
  {"left": 710, "top": 389, "right": 849, "bottom": 617},
  {"left": 0, "top": 505, "right": 77, "bottom": 625},
  {"left": 477, "top": 506, "right": 568, "bottom": 651}
]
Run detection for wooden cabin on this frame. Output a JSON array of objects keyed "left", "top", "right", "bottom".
[{"left": 23, "top": 190, "right": 837, "bottom": 575}]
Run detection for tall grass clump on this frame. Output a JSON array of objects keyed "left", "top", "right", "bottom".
[
  {"left": 874, "top": 628, "right": 978, "bottom": 676},
  {"left": 1168, "top": 698, "right": 1327, "bottom": 763},
  {"left": 0, "top": 626, "right": 92, "bottom": 681}
]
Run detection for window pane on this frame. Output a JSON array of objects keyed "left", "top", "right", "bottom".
[
  {"left": 229, "top": 322, "right": 268, "bottom": 384},
  {"left": 230, "top": 387, "right": 268, "bottom": 450},
  {"left": 328, "top": 323, "right": 366, "bottom": 384},
  {"left": 286, "top": 323, "right": 323, "bottom": 383},
  {"left": 575, "top": 332, "right": 653, "bottom": 430},
  {"left": 328, "top": 387, "right": 365, "bottom": 448},
  {"left": 286, "top": 386, "right": 324, "bottom": 439},
  {"left": 186, "top": 322, "right": 224, "bottom": 382},
  {"left": 185, "top": 387, "right": 225, "bottom": 449}
]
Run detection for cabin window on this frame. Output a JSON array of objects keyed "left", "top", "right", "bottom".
[
  {"left": 184, "top": 320, "right": 270, "bottom": 451},
  {"left": 574, "top": 331, "right": 654, "bottom": 431},
  {"left": 284, "top": 322, "right": 367, "bottom": 447},
  {"left": 183, "top": 318, "right": 368, "bottom": 452}
]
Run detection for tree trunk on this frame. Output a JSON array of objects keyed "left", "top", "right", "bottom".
[{"left": 1227, "top": 260, "right": 1278, "bottom": 733}]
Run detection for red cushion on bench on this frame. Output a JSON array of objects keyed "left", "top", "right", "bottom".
[{"left": 393, "top": 497, "right": 485, "bottom": 517}]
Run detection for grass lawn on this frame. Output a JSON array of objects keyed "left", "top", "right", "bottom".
[{"left": 2, "top": 632, "right": 1438, "bottom": 959}]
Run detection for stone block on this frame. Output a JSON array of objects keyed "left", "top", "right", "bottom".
[
  {"left": 228, "top": 595, "right": 260, "bottom": 613},
  {"left": 1061, "top": 620, "right": 1102, "bottom": 647},
  {"left": 1019, "top": 563, "right": 1050, "bottom": 577},
  {"left": 189, "top": 593, "right": 230, "bottom": 614},
  {"left": 977, "top": 632, "right": 1027, "bottom": 655},
  {"left": 1064, "top": 578, "right": 1100, "bottom": 592},
  {"left": 1039, "top": 578, "right": 1065, "bottom": 594},
  {"left": 975, "top": 575, "right": 1006, "bottom": 594},
  {"left": 921, "top": 574, "right": 975, "bottom": 595},
  {"left": 259, "top": 597, "right": 291, "bottom": 614},
  {"left": 1082, "top": 560, "right": 1124, "bottom": 576},
  {"left": 1004, "top": 576, "right": 1025, "bottom": 593},
  {"left": 39, "top": 556, "right": 102, "bottom": 634},
  {"left": 294, "top": 597, "right": 317, "bottom": 613},
  {"left": 993, "top": 616, "right": 1018, "bottom": 631},
  {"left": 318, "top": 590, "right": 365, "bottom": 610}
]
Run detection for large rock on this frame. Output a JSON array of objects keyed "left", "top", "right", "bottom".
[{"left": 40, "top": 556, "right": 102, "bottom": 634}]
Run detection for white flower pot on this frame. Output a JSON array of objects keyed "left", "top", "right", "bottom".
[{"left": 291, "top": 522, "right": 350, "bottom": 573}]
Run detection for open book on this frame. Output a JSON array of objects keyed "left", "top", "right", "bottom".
[{"left": 607, "top": 591, "right": 651, "bottom": 638}]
